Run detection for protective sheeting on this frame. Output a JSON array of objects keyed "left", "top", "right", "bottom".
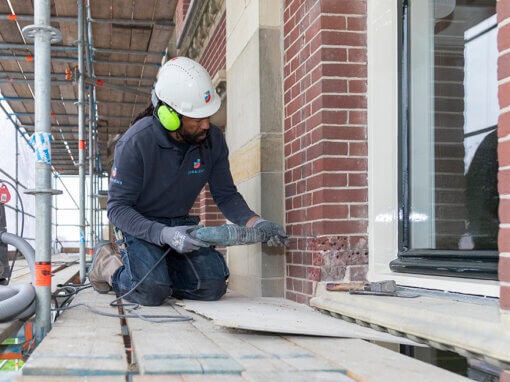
[
  {"left": 180, "top": 291, "right": 420, "bottom": 345},
  {"left": 0, "top": 99, "right": 35, "bottom": 250}
]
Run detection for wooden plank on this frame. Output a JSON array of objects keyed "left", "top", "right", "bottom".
[
  {"left": 285, "top": 337, "right": 471, "bottom": 382},
  {"left": 13, "top": 377, "right": 125, "bottom": 382},
  {"left": 171, "top": 305, "right": 296, "bottom": 373},
  {"left": 125, "top": 303, "right": 243, "bottom": 375},
  {"left": 133, "top": 375, "right": 246, "bottom": 382},
  {"left": 50, "top": 264, "right": 79, "bottom": 291},
  {"left": 242, "top": 371, "right": 354, "bottom": 382},
  {"left": 22, "top": 288, "right": 127, "bottom": 377},
  {"left": 231, "top": 333, "right": 348, "bottom": 373},
  {"left": 173, "top": 304, "right": 350, "bottom": 374},
  {"left": 9, "top": 258, "right": 79, "bottom": 292}
]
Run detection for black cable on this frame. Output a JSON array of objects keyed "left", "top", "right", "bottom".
[
  {"left": 51, "top": 248, "right": 193, "bottom": 323},
  {"left": 0, "top": 179, "right": 25, "bottom": 285}
]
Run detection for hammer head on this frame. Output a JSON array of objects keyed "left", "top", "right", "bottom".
[{"left": 367, "top": 280, "right": 397, "bottom": 293}]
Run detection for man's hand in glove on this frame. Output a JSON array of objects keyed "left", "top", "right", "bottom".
[
  {"left": 251, "top": 217, "right": 290, "bottom": 247},
  {"left": 159, "top": 225, "right": 210, "bottom": 253}
]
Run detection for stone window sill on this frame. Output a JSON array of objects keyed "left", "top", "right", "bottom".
[{"left": 310, "top": 283, "right": 510, "bottom": 369}]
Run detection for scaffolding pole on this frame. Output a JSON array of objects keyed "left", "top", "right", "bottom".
[
  {"left": 86, "top": 17, "right": 95, "bottom": 250},
  {"left": 78, "top": 0, "right": 86, "bottom": 283},
  {"left": 22, "top": 0, "right": 62, "bottom": 342}
]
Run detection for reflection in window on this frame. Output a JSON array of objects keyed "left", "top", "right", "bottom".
[{"left": 408, "top": 0, "right": 498, "bottom": 250}]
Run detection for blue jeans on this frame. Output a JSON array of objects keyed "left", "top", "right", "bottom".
[{"left": 111, "top": 216, "right": 229, "bottom": 306}]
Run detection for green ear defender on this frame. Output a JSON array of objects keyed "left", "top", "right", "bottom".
[{"left": 157, "top": 104, "right": 181, "bottom": 131}]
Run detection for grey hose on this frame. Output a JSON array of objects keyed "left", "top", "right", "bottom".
[
  {"left": 0, "top": 232, "right": 35, "bottom": 284},
  {"left": 190, "top": 224, "right": 270, "bottom": 246},
  {"left": 0, "top": 231, "right": 36, "bottom": 321}
]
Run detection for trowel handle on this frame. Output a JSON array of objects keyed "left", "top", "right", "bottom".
[{"left": 326, "top": 282, "right": 365, "bottom": 291}]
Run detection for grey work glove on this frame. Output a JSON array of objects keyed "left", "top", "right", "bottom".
[
  {"left": 159, "top": 225, "right": 210, "bottom": 254},
  {"left": 252, "top": 218, "right": 290, "bottom": 247}
]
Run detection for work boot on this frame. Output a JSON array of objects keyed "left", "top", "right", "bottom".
[{"left": 88, "top": 241, "right": 123, "bottom": 294}]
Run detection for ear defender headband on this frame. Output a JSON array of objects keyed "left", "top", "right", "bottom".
[{"left": 152, "top": 92, "right": 181, "bottom": 131}]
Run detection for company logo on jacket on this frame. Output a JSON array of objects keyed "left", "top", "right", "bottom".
[
  {"left": 189, "top": 158, "right": 205, "bottom": 175},
  {"left": 111, "top": 167, "right": 123, "bottom": 185}
]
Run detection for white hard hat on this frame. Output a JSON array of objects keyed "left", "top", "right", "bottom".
[{"left": 154, "top": 57, "right": 221, "bottom": 119}]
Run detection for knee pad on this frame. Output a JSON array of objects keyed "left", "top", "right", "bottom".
[{"left": 199, "top": 279, "right": 227, "bottom": 301}]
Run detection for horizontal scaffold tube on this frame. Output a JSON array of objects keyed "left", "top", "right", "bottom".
[{"left": 0, "top": 14, "right": 175, "bottom": 26}]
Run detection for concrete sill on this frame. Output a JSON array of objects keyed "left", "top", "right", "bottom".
[{"left": 310, "top": 283, "right": 510, "bottom": 369}]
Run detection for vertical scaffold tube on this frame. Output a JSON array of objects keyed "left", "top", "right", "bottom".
[
  {"left": 88, "top": 88, "right": 94, "bottom": 248},
  {"left": 33, "top": 0, "right": 52, "bottom": 341},
  {"left": 78, "top": 0, "right": 86, "bottom": 283}
]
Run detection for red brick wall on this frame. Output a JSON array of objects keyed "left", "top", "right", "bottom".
[
  {"left": 199, "top": 11, "right": 226, "bottom": 80},
  {"left": 189, "top": 186, "right": 226, "bottom": 227},
  {"left": 498, "top": 1, "right": 510, "bottom": 379},
  {"left": 283, "top": 0, "right": 368, "bottom": 303},
  {"left": 175, "top": 0, "right": 191, "bottom": 38}
]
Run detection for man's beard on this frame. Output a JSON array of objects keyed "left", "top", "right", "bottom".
[{"left": 177, "top": 129, "right": 208, "bottom": 145}]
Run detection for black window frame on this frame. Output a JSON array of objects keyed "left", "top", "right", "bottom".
[{"left": 389, "top": 0, "right": 499, "bottom": 280}]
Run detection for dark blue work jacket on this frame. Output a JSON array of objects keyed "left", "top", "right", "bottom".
[{"left": 107, "top": 116, "right": 256, "bottom": 245}]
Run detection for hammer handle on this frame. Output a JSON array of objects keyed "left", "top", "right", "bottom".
[{"left": 326, "top": 282, "right": 365, "bottom": 291}]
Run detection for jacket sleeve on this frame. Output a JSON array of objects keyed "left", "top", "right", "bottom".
[
  {"left": 208, "top": 132, "right": 258, "bottom": 226},
  {"left": 106, "top": 139, "right": 166, "bottom": 245}
]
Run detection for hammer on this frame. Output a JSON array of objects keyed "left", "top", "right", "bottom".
[{"left": 326, "top": 280, "right": 397, "bottom": 293}]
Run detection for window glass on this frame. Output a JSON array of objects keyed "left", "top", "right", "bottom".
[{"left": 408, "top": 0, "right": 498, "bottom": 250}]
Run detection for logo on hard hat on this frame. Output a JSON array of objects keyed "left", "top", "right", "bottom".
[{"left": 204, "top": 90, "right": 211, "bottom": 104}]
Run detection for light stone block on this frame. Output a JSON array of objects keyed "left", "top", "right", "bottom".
[
  {"left": 260, "top": 172, "right": 284, "bottom": 225},
  {"left": 229, "top": 273, "right": 262, "bottom": 297},
  {"left": 236, "top": 172, "right": 262, "bottom": 215},
  {"left": 226, "top": 0, "right": 259, "bottom": 70},
  {"left": 260, "top": 0, "right": 282, "bottom": 27},
  {"left": 226, "top": 31, "right": 261, "bottom": 153},
  {"left": 260, "top": 134, "right": 283, "bottom": 172},
  {"left": 229, "top": 134, "right": 283, "bottom": 184},
  {"left": 259, "top": 28, "right": 283, "bottom": 134},
  {"left": 261, "top": 245, "right": 284, "bottom": 279},
  {"left": 260, "top": 277, "right": 285, "bottom": 297}
]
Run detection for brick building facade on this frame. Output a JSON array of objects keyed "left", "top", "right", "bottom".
[
  {"left": 282, "top": 0, "right": 368, "bottom": 303},
  {"left": 155, "top": 0, "right": 510, "bottom": 375},
  {"left": 498, "top": 0, "right": 510, "bottom": 379},
  {"left": 173, "top": 0, "right": 510, "bottom": 311}
]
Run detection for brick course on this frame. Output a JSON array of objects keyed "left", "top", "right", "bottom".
[
  {"left": 498, "top": 0, "right": 510, "bottom": 318},
  {"left": 199, "top": 11, "right": 226, "bottom": 80},
  {"left": 283, "top": 0, "right": 368, "bottom": 303}
]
